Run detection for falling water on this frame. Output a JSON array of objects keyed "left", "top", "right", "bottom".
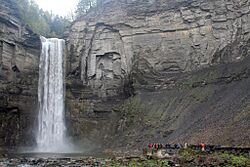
[{"left": 36, "top": 37, "right": 69, "bottom": 152}]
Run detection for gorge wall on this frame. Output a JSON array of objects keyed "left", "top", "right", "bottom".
[
  {"left": 0, "top": 0, "right": 40, "bottom": 149},
  {"left": 66, "top": 0, "right": 250, "bottom": 148},
  {"left": 0, "top": 0, "right": 249, "bottom": 151}
]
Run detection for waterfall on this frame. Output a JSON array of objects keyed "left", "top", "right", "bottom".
[{"left": 36, "top": 37, "right": 69, "bottom": 152}]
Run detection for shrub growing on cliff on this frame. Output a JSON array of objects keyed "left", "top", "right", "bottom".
[
  {"left": 75, "top": 0, "right": 100, "bottom": 18},
  {"left": 120, "top": 97, "right": 145, "bottom": 127}
]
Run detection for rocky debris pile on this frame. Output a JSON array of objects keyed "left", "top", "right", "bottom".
[
  {"left": 0, "top": 156, "right": 180, "bottom": 167},
  {"left": 0, "top": 157, "right": 106, "bottom": 167},
  {"left": 1, "top": 151, "right": 249, "bottom": 167}
]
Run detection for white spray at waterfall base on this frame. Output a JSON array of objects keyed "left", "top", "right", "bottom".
[{"left": 36, "top": 36, "right": 72, "bottom": 153}]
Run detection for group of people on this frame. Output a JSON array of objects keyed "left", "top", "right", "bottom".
[
  {"left": 148, "top": 143, "right": 185, "bottom": 149},
  {"left": 148, "top": 143, "right": 164, "bottom": 149},
  {"left": 148, "top": 143, "right": 207, "bottom": 151}
]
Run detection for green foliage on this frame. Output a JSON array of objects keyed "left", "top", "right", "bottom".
[
  {"left": 75, "top": 0, "right": 99, "bottom": 18},
  {"left": 178, "top": 149, "right": 250, "bottom": 166},
  {"left": 109, "top": 159, "right": 170, "bottom": 167},
  {"left": 121, "top": 97, "right": 145, "bottom": 127},
  {"left": 218, "top": 153, "right": 250, "bottom": 166},
  {"left": 179, "top": 149, "right": 197, "bottom": 162},
  {"left": 16, "top": 0, "right": 71, "bottom": 37},
  {"left": 123, "top": 98, "right": 143, "bottom": 116}
]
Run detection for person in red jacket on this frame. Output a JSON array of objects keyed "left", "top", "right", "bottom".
[
  {"left": 149, "top": 143, "right": 153, "bottom": 149},
  {"left": 154, "top": 143, "right": 157, "bottom": 149}
]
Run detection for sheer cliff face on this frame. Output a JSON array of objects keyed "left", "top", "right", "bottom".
[
  {"left": 0, "top": 0, "right": 40, "bottom": 148},
  {"left": 67, "top": 0, "right": 250, "bottom": 147},
  {"left": 67, "top": 0, "right": 250, "bottom": 95}
]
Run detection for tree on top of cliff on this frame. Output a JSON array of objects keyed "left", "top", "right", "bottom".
[
  {"left": 75, "top": 0, "right": 98, "bottom": 18},
  {"left": 16, "top": 0, "right": 71, "bottom": 37}
]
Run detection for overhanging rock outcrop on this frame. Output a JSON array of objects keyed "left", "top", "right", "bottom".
[{"left": 66, "top": 0, "right": 250, "bottom": 147}]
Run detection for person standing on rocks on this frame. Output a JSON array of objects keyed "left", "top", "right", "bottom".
[
  {"left": 149, "top": 143, "right": 153, "bottom": 149},
  {"left": 184, "top": 143, "right": 188, "bottom": 149},
  {"left": 200, "top": 143, "right": 206, "bottom": 152}
]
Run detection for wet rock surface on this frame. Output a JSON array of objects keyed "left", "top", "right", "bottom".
[
  {"left": 0, "top": 156, "right": 179, "bottom": 167},
  {"left": 0, "top": 157, "right": 108, "bottom": 167}
]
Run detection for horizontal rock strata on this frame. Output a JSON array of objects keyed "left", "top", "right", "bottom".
[
  {"left": 66, "top": 0, "right": 250, "bottom": 148},
  {"left": 0, "top": 0, "right": 40, "bottom": 148}
]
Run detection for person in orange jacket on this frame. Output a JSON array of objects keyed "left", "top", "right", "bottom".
[{"left": 200, "top": 143, "right": 206, "bottom": 151}]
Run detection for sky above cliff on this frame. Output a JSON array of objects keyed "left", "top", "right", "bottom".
[{"left": 35, "top": 0, "right": 78, "bottom": 16}]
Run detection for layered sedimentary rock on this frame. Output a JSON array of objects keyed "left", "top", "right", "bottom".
[
  {"left": 0, "top": 0, "right": 40, "bottom": 148},
  {"left": 66, "top": 0, "right": 250, "bottom": 147},
  {"left": 68, "top": 0, "right": 250, "bottom": 83}
]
